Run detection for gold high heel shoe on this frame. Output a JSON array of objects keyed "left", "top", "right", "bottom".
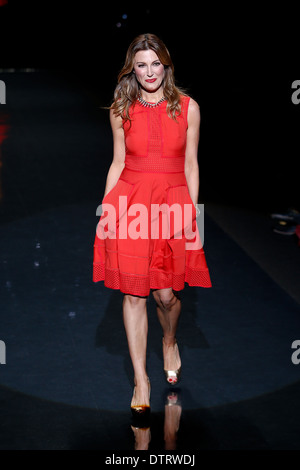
[
  {"left": 131, "top": 377, "right": 151, "bottom": 419},
  {"left": 163, "top": 338, "right": 182, "bottom": 386}
]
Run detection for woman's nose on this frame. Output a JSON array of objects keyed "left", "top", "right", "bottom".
[{"left": 147, "top": 67, "right": 153, "bottom": 77}]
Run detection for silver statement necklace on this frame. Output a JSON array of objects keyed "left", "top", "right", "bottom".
[{"left": 137, "top": 92, "right": 166, "bottom": 108}]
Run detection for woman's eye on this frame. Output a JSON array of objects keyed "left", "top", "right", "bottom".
[
  {"left": 138, "top": 64, "right": 145, "bottom": 68},
  {"left": 153, "top": 62, "right": 161, "bottom": 66}
]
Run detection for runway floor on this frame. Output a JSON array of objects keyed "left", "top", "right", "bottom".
[{"left": 0, "top": 71, "right": 300, "bottom": 450}]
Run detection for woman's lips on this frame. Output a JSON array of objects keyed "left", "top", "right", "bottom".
[{"left": 145, "top": 78, "right": 157, "bottom": 83}]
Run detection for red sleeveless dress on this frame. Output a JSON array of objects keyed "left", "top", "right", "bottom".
[{"left": 93, "top": 95, "right": 212, "bottom": 296}]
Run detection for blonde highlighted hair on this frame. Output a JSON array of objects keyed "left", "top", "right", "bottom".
[{"left": 110, "top": 33, "right": 187, "bottom": 122}]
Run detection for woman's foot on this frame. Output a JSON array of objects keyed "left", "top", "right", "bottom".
[
  {"left": 163, "top": 337, "right": 182, "bottom": 385},
  {"left": 131, "top": 376, "right": 151, "bottom": 416}
]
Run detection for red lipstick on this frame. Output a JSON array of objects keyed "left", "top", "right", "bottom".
[{"left": 145, "top": 78, "right": 157, "bottom": 83}]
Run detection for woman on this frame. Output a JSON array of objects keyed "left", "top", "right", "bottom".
[{"left": 93, "top": 33, "right": 212, "bottom": 417}]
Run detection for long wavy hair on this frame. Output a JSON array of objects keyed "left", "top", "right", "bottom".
[{"left": 110, "top": 33, "right": 187, "bottom": 123}]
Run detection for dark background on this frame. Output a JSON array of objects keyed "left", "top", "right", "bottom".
[
  {"left": 0, "top": 1, "right": 299, "bottom": 212},
  {"left": 0, "top": 2, "right": 300, "bottom": 453}
]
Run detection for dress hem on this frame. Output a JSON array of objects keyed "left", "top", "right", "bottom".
[{"left": 93, "top": 262, "right": 212, "bottom": 297}]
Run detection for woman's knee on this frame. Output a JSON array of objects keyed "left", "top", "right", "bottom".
[
  {"left": 123, "top": 294, "right": 147, "bottom": 308},
  {"left": 152, "top": 289, "right": 178, "bottom": 311}
]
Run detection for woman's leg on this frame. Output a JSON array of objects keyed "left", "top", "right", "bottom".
[
  {"left": 123, "top": 294, "right": 150, "bottom": 406},
  {"left": 152, "top": 288, "right": 182, "bottom": 373}
]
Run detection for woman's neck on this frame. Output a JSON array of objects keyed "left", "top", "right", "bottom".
[{"left": 139, "top": 88, "right": 164, "bottom": 104}]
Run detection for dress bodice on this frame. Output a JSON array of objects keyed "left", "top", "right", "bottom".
[{"left": 122, "top": 95, "right": 190, "bottom": 173}]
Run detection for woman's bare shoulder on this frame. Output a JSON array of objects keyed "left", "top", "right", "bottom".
[
  {"left": 187, "top": 96, "right": 200, "bottom": 112},
  {"left": 109, "top": 107, "right": 123, "bottom": 130},
  {"left": 186, "top": 96, "right": 200, "bottom": 125}
]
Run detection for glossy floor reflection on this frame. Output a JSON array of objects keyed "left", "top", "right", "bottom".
[{"left": 131, "top": 391, "right": 182, "bottom": 451}]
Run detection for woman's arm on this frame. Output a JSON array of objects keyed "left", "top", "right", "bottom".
[
  {"left": 184, "top": 98, "right": 201, "bottom": 208},
  {"left": 102, "top": 109, "right": 126, "bottom": 199}
]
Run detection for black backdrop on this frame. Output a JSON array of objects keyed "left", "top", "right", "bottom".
[{"left": 0, "top": 2, "right": 299, "bottom": 212}]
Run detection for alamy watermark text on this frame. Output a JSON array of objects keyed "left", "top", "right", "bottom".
[
  {"left": 291, "top": 80, "right": 300, "bottom": 105},
  {"left": 0, "top": 80, "right": 6, "bottom": 104},
  {"left": 0, "top": 340, "right": 6, "bottom": 364}
]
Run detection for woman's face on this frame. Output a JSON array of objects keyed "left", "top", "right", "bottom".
[{"left": 133, "top": 49, "right": 165, "bottom": 93}]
